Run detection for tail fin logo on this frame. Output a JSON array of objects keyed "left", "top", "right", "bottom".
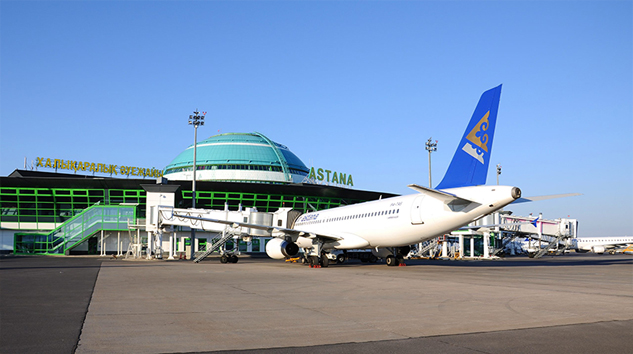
[{"left": 461, "top": 111, "right": 490, "bottom": 164}]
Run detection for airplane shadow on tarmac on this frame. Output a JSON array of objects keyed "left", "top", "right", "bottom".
[{"left": 335, "top": 254, "right": 633, "bottom": 268}]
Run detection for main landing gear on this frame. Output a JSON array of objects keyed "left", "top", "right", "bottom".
[
  {"left": 305, "top": 253, "right": 329, "bottom": 268},
  {"left": 385, "top": 254, "right": 404, "bottom": 266},
  {"left": 385, "top": 246, "right": 410, "bottom": 267}
]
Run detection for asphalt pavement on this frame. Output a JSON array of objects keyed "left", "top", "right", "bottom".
[{"left": 1, "top": 254, "right": 631, "bottom": 354}]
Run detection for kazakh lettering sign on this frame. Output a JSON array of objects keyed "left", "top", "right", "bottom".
[{"left": 35, "top": 157, "right": 163, "bottom": 178}]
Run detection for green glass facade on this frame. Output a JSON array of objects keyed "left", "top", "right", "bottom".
[
  {"left": 184, "top": 190, "right": 348, "bottom": 212},
  {"left": 1, "top": 171, "right": 397, "bottom": 255},
  {"left": 1, "top": 187, "right": 354, "bottom": 231},
  {"left": 0, "top": 187, "right": 146, "bottom": 228}
]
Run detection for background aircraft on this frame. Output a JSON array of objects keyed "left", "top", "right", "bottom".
[{"left": 573, "top": 236, "right": 633, "bottom": 254}]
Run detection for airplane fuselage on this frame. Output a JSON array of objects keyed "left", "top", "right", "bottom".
[{"left": 293, "top": 185, "right": 520, "bottom": 250}]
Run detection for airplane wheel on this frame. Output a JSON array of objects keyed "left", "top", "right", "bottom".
[
  {"left": 230, "top": 255, "right": 239, "bottom": 263},
  {"left": 386, "top": 255, "right": 398, "bottom": 266},
  {"left": 368, "top": 255, "right": 378, "bottom": 263},
  {"left": 336, "top": 254, "right": 346, "bottom": 264},
  {"left": 309, "top": 256, "right": 319, "bottom": 267},
  {"left": 220, "top": 255, "right": 229, "bottom": 263},
  {"left": 320, "top": 256, "right": 329, "bottom": 268}
]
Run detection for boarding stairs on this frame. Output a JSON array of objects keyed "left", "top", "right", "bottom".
[
  {"left": 192, "top": 226, "right": 241, "bottom": 263},
  {"left": 492, "top": 235, "right": 519, "bottom": 257},
  {"left": 23, "top": 205, "right": 136, "bottom": 255},
  {"left": 125, "top": 219, "right": 146, "bottom": 259},
  {"left": 415, "top": 238, "right": 440, "bottom": 257},
  {"left": 532, "top": 234, "right": 566, "bottom": 259}
]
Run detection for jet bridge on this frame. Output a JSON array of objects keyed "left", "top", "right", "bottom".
[
  {"left": 147, "top": 202, "right": 301, "bottom": 262},
  {"left": 498, "top": 213, "right": 578, "bottom": 258},
  {"left": 152, "top": 205, "right": 301, "bottom": 262},
  {"left": 142, "top": 180, "right": 302, "bottom": 262},
  {"left": 412, "top": 211, "right": 579, "bottom": 260}
]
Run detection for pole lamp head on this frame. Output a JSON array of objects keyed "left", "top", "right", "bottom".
[{"left": 425, "top": 137, "right": 437, "bottom": 152}]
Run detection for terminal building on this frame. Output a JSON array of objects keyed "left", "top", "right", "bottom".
[
  {"left": 0, "top": 132, "right": 394, "bottom": 255},
  {"left": 1, "top": 131, "right": 581, "bottom": 260}
]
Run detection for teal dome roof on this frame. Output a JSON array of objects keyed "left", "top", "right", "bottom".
[{"left": 163, "top": 132, "right": 309, "bottom": 183}]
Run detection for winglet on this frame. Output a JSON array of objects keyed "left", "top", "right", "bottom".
[
  {"left": 436, "top": 85, "right": 502, "bottom": 189},
  {"left": 531, "top": 216, "right": 540, "bottom": 228}
]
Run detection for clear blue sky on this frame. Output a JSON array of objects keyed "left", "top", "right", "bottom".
[{"left": 1, "top": 1, "right": 631, "bottom": 237}]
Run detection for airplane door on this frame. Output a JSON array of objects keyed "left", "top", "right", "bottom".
[{"left": 410, "top": 195, "right": 425, "bottom": 224}]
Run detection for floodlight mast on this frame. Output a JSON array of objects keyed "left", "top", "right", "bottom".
[
  {"left": 425, "top": 137, "right": 438, "bottom": 188},
  {"left": 188, "top": 109, "right": 205, "bottom": 260},
  {"left": 496, "top": 164, "right": 502, "bottom": 185}
]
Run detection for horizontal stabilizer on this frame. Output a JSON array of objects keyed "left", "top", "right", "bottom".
[
  {"left": 512, "top": 193, "right": 582, "bottom": 204},
  {"left": 407, "top": 184, "right": 475, "bottom": 204}
]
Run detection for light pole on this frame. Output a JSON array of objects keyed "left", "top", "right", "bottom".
[
  {"left": 425, "top": 137, "right": 437, "bottom": 188},
  {"left": 188, "top": 109, "right": 205, "bottom": 260},
  {"left": 496, "top": 164, "right": 502, "bottom": 185}
]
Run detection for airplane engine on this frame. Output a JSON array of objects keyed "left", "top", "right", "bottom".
[
  {"left": 591, "top": 246, "right": 605, "bottom": 254},
  {"left": 265, "top": 238, "right": 299, "bottom": 259}
]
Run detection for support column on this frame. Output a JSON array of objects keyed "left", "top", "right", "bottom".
[
  {"left": 156, "top": 230, "right": 163, "bottom": 259},
  {"left": 470, "top": 236, "right": 475, "bottom": 257},
  {"left": 100, "top": 230, "right": 105, "bottom": 256},
  {"left": 147, "top": 232, "right": 153, "bottom": 259},
  {"left": 168, "top": 234, "right": 175, "bottom": 259},
  {"left": 458, "top": 235, "right": 464, "bottom": 259},
  {"left": 441, "top": 239, "right": 448, "bottom": 258},
  {"left": 137, "top": 229, "right": 141, "bottom": 258},
  {"left": 483, "top": 231, "right": 490, "bottom": 258}
]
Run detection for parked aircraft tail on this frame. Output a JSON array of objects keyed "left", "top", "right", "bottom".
[{"left": 436, "top": 84, "right": 502, "bottom": 190}]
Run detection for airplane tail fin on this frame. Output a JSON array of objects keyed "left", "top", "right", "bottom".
[{"left": 435, "top": 85, "right": 502, "bottom": 189}]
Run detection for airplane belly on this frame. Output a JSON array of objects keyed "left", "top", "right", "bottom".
[
  {"left": 295, "top": 236, "right": 313, "bottom": 249},
  {"left": 331, "top": 233, "right": 370, "bottom": 249}
]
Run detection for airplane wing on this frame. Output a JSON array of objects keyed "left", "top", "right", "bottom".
[
  {"left": 160, "top": 209, "right": 343, "bottom": 241},
  {"left": 512, "top": 193, "right": 582, "bottom": 204}
]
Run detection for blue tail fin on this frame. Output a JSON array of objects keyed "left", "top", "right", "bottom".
[{"left": 435, "top": 85, "right": 502, "bottom": 189}]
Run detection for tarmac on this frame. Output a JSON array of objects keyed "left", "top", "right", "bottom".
[{"left": 1, "top": 253, "right": 632, "bottom": 354}]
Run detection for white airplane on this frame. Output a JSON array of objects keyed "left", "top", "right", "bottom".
[
  {"left": 273, "top": 84, "right": 514, "bottom": 266},
  {"left": 168, "top": 85, "right": 574, "bottom": 266},
  {"left": 572, "top": 236, "right": 633, "bottom": 254}
]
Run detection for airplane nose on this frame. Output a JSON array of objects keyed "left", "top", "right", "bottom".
[{"left": 511, "top": 187, "right": 521, "bottom": 200}]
